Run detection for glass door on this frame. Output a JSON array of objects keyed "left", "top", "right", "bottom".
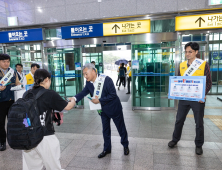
[
  {"left": 209, "top": 33, "right": 222, "bottom": 94},
  {"left": 46, "top": 47, "right": 83, "bottom": 105},
  {"left": 6, "top": 43, "right": 42, "bottom": 74},
  {"left": 132, "top": 43, "right": 175, "bottom": 109},
  {"left": 82, "top": 52, "right": 103, "bottom": 74}
]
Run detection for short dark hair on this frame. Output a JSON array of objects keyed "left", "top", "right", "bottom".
[
  {"left": 185, "top": 42, "right": 199, "bottom": 51},
  {"left": 128, "top": 60, "right": 131, "bottom": 62},
  {"left": 0, "top": 54, "right": 10, "bottom": 61},
  {"left": 31, "top": 63, "right": 40, "bottom": 69},
  {"left": 91, "top": 61, "right": 95, "bottom": 64},
  {"left": 33, "top": 69, "right": 51, "bottom": 89},
  {"left": 15, "top": 63, "right": 23, "bottom": 68}
]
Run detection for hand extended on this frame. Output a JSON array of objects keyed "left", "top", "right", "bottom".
[
  {"left": 199, "top": 97, "right": 206, "bottom": 103},
  {"left": 92, "top": 96, "right": 100, "bottom": 104},
  {"left": 0, "top": 86, "right": 6, "bottom": 91},
  {"left": 69, "top": 98, "right": 76, "bottom": 104}
]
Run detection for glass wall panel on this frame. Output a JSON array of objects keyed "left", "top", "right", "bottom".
[
  {"left": 132, "top": 43, "right": 175, "bottom": 108},
  {"left": 82, "top": 52, "right": 103, "bottom": 74},
  {"left": 6, "top": 44, "right": 42, "bottom": 73},
  {"left": 151, "top": 19, "right": 175, "bottom": 33},
  {"left": 45, "top": 28, "right": 62, "bottom": 41},
  {"left": 209, "top": 33, "right": 222, "bottom": 94},
  {"left": 181, "top": 33, "right": 222, "bottom": 94},
  {"left": 47, "top": 48, "right": 84, "bottom": 105}
]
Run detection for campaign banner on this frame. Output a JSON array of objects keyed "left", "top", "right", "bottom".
[
  {"left": 0, "top": 28, "right": 43, "bottom": 43},
  {"left": 168, "top": 76, "right": 206, "bottom": 102},
  {"left": 61, "top": 23, "right": 103, "bottom": 39}
]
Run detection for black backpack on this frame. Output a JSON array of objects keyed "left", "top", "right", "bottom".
[
  {"left": 119, "top": 67, "right": 125, "bottom": 77},
  {"left": 7, "top": 88, "right": 48, "bottom": 150}
]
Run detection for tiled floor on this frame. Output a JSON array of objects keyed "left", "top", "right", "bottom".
[{"left": 1, "top": 94, "right": 222, "bottom": 170}]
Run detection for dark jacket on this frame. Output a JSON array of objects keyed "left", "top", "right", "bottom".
[{"left": 75, "top": 76, "right": 122, "bottom": 116}]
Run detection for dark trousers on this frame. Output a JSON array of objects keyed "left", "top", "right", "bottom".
[
  {"left": 101, "top": 110, "right": 129, "bottom": 151},
  {"left": 116, "top": 75, "right": 120, "bottom": 85},
  {"left": 0, "top": 100, "right": 14, "bottom": 143},
  {"left": 172, "top": 100, "right": 205, "bottom": 147},
  {"left": 127, "top": 77, "right": 131, "bottom": 93},
  {"left": 119, "top": 77, "right": 126, "bottom": 87}
]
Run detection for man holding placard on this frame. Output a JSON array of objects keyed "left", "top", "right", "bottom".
[
  {"left": 73, "top": 63, "right": 129, "bottom": 158},
  {"left": 0, "top": 54, "right": 21, "bottom": 151},
  {"left": 168, "top": 42, "right": 212, "bottom": 155}
]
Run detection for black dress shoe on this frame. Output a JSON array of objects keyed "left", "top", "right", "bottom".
[
  {"left": 126, "top": 92, "right": 130, "bottom": 94},
  {"left": 196, "top": 146, "right": 203, "bottom": 155},
  {"left": 0, "top": 142, "right": 6, "bottom": 151},
  {"left": 124, "top": 147, "right": 130, "bottom": 155},
  {"left": 168, "top": 140, "right": 177, "bottom": 148},
  {"left": 98, "top": 151, "right": 111, "bottom": 158}
]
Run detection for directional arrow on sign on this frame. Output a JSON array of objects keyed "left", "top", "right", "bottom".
[
  {"left": 195, "top": 17, "right": 205, "bottom": 27},
  {"left": 112, "top": 24, "right": 120, "bottom": 33}
]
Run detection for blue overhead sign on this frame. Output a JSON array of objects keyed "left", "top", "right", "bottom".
[
  {"left": 0, "top": 28, "right": 43, "bottom": 43},
  {"left": 61, "top": 23, "right": 103, "bottom": 39}
]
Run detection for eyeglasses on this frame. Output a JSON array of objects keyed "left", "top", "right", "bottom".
[{"left": 185, "top": 50, "right": 195, "bottom": 54}]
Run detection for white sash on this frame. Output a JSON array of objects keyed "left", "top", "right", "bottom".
[
  {"left": 0, "top": 67, "right": 14, "bottom": 86},
  {"left": 183, "top": 58, "right": 204, "bottom": 76},
  {"left": 93, "top": 74, "right": 107, "bottom": 99}
]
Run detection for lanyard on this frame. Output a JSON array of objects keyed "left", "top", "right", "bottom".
[
  {"left": 0, "top": 68, "right": 14, "bottom": 86},
  {"left": 183, "top": 58, "right": 204, "bottom": 76}
]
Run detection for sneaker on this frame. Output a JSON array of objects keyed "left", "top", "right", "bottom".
[
  {"left": 196, "top": 146, "right": 203, "bottom": 155},
  {"left": 168, "top": 140, "right": 177, "bottom": 148},
  {"left": 0, "top": 142, "right": 6, "bottom": 151}
]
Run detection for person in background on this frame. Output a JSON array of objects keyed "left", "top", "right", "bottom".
[
  {"left": 118, "top": 63, "right": 126, "bottom": 90},
  {"left": 15, "top": 63, "right": 24, "bottom": 83},
  {"left": 124, "top": 64, "right": 128, "bottom": 86},
  {"left": 91, "top": 61, "right": 98, "bottom": 73},
  {"left": 23, "top": 69, "right": 75, "bottom": 170},
  {"left": 126, "top": 61, "right": 131, "bottom": 94},
  {"left": 116, "top": 64, "right": 121, "bottom": 86},
  {"left": 0, "top": 54, "right": 21, "bottom": 151},
  {"left": 23, "top": 63, "right": 40, "bottom": 87}
]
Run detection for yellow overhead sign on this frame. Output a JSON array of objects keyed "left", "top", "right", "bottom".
[
  {"left": 176, "top": 13, "right": 222, "bottom": 31},
  {"left": 103, "top": 20, "right": 150, "bottom": 36}
]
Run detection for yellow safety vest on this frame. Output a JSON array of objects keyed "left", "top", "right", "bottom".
[
  {"left": 180, "top": 60, "right": 206, "bottom": 76},
  {"left": 127, "top": 66, "right": 131, "bottom": 77},
  {"left": 25, "top": 73, "right": 34, "bottom": 85}
]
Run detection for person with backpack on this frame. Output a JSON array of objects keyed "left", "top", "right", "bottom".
[
  {"left": 7, "top": 69, "right": 75, "bottom": 170},
  {"left": 0, "top": 54, "right": 21, "bottom": 151},
  {"left": 118, "top": 63, "right": 126, "bottom": 90}
]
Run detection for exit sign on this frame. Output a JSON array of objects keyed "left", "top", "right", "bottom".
[{"left": 209, "top": 0, "right": 222, "bottom": 5}]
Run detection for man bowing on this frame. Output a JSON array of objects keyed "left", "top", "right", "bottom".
[{"left": 73, "top": 63, "right": 129, "bottom": 158}]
